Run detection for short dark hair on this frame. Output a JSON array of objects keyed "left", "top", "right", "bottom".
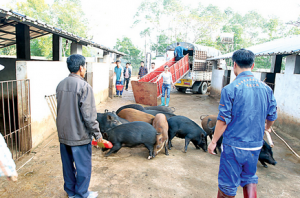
[
  {"left": 232, "top": 49, "right": 255, "bottom": 68},
  {"left": 126, "top": 62, "right": 130, "bottom": 65},
  {"left": 141, "top": 61, "right": 144, "bottom": 63},
  {"left": 116, "top": 60, "right": 120, "bottom": 63},
  {"left": 67, "top": 54, "right": 85, "bottom": 73},
  {"left": 151, "top": 62, "right": 155, "bottom": 65},
  {"left": 164, "top": 65, "right": 169, "bottom": 68},
  {"left": 177, "top": 42, "right": 180, "bottom": 45}
]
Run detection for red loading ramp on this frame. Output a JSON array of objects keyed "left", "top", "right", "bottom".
[{"left": 132, "top": 55, "right": 189, "bottom": 106}]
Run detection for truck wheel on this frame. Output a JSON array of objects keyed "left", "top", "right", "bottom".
[{"left": 198, "top": 82, "right": 208, "bottom": 94}]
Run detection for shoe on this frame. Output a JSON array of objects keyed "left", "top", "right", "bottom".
[
  {"left": 243, "top": 184, "right": 257, "bottom": 198},
  {"left": 119, "top": 95, "right": 122, "bottom": 98},
  {"left": 87, "top": 191, "right": 98, "bottom": 198},
  {"left": 114, "top": 95, "right": 119, "bottom": 97},
  {"left": 217, "top": 188, "right": 235, "bottom": 198},
  {"left": 160, "top": 97, "right": 165, "bottom": 106},
  {"left": 166, "top": 98, "right": 170, "bottom": 107}
]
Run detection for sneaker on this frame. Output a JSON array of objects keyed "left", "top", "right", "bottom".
[
  {"left": 119, "top": 95, "right": 122, "bottom": 98},
  {"left": 114, "top": 95, "right": 119, "bottom": 97},
  {"left": 87, "top": 191, "right": 98, "bottom": 198}
]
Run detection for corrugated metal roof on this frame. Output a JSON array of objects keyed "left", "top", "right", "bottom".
[
  {"left": 208, "top": 35, "right": 300, "bottom": 60},
  {"left": 166, "top": 42, "right": 221, "bottom": 57},
  {"left": 0, "top": 7, "right": 125, "bottom": 56}
]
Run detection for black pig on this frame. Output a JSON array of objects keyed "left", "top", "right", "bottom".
[
  {"left": 259, "top": 140, "right": 277, "bottom": 168},
  {"left": 103, "top": 121, "right": 157, "bottom": 159},
  {"left": 168, "top": 116, "right": 207, "bottom": 153}
]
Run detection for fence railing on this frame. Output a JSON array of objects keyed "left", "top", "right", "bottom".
[{"left": 0, "top": 79, "right": 31, "bottom": 160}]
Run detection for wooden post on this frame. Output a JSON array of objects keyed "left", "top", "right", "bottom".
[{"left": 16, "top": 23, "right": 30, "bottom": 60}]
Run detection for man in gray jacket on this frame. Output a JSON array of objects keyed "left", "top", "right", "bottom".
[{"left": 56, "top": 54, "right": 102, "bottom": 198}]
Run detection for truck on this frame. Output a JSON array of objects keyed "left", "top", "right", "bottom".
[
  {"left": 166, "top": 42, "right": 222, "bottom": 94},
  {"left": 131, "top": 42, "right": 221, "bottom": 106}
]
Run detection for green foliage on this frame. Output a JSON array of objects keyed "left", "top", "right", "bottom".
[
  {"left": 114, "top": 37, "right": 143, "bottom": 68},
  {"left": 0, "top": 0, "right": 90, "bottom": 59},
  {"left": 134, "top": 1, "right": 300, "bottom": 69}
]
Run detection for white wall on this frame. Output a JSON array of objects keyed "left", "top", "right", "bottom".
[
  {"left": 210, "top": 69, "right": 225, "bottom": 98},
  {"left": 274, "top": 55, "right": 300, "bottom": 139},
  {"left": 16, "top": 61, "right": 69, "bottom": 148},
  {"left": 89, "top": 62, "right": 110, "bottom": 105}
]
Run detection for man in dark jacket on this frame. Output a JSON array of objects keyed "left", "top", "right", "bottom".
[
  {"left": 123, "top": 62, "right": 131, "bottom": 91},
  {"left": 56, "top": 54, "right": 102, "bottom": 198},
  {"left": 138, "top": 61, "right": 148, "bottom": 79}
]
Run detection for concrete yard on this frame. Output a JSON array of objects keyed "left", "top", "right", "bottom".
[{"left": 1, "top": 84, "right": 300, "bottom": 198}]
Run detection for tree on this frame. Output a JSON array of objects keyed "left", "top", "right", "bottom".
[
  {"left": 151, "top": 33, "right": 170, "bottom": 56},
  {"left": 0, "top": 0, "right": 92, "bottom": 59},
  {"left": 114, "top": 37, "right": 143, "bottom": 68}
]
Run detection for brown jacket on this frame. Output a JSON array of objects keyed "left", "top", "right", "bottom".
[{"left": 56, "top": 74, "right": 101, "bottom": 146}]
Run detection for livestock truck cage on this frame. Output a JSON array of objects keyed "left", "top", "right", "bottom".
[
  {"left": 131, "top": 42, "right": 221, "bottom": 106},
  {"left": 166, "top": 42, "right": 221, "bottom": 94}
]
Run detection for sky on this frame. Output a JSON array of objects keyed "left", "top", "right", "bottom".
[{"left": 1, "top": 0, "right": 300, "bottom": 50}]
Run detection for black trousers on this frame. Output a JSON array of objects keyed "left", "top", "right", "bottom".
[{"left": 124, "top": 78, "right": 130, "bottom": 90}]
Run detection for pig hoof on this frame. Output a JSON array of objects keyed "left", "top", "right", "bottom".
[
  {"left": 263, "top": 165, "right": 268, "bottom": 168},
  {"left": 165, "top": 153, "right": 169, "bottom": 156}
]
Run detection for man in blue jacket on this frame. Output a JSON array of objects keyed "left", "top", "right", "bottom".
[
  {"left": 174, "top": 42, "right": 188, "bottom": 61},
  {"left": 208, "top": 49, "right": 277, "bottom": 198}
]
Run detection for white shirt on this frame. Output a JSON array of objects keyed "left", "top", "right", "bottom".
[{"left": 157, "top": 72, "right": 172, "bottom": 85}]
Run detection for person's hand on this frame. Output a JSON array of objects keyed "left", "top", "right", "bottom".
[
  {"left": 111, "top": 76, "right": 113, "bottom": 79},
  {"left": 96, "top": 137, "right": 103, "bottom": 143},
  {"left": 265, "top": 123, "right": 271, "bottom": 133},
  {"left": 208, "top": 141, "right": 217, "bottom": 155}
]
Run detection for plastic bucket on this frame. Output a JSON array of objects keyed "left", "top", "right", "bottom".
[{"left": 116, "top": 84, "right": 124, "bottom": 91}]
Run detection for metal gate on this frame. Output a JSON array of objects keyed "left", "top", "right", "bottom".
[{"left": 0, "top": 79, "right": 32, "bottom": 160}]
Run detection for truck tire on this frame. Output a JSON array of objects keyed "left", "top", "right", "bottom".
[{"left": 198, "top": 82, "right": 208, "bottom": 94}]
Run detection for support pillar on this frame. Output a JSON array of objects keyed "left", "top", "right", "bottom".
[
  {"left": 103, "top": 51, "right": 110, "bottom": 63},
  {"left": 70, "top": 42, "right": 82, "bottom": 55},
  {"left": 285, "top": 55, "right": 300, "bottom": 75},
  {"left": 16, "top": 23, "right": 30, "bottom": 60},
  {"left": 52, "top": 34, "right": 62, "bottom": 61},
  {"left": 270, "top": 55, "right": 282, "bottom": 73}
]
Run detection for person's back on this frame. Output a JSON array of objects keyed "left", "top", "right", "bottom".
[
  {"left": 174, "top": 42, "right": 188, "bottom": 61},
  {"left": 57, "top": 74, "right": 97, "bottom": 145},
  {"left": 56, "top": 54, "right": 101, "bottom": 198},
  {"left": 220, "top": 73, "right": 276, "bottom": 148},
  {"left": 208, "top": 49, "right": 277, "bottom": 198}
]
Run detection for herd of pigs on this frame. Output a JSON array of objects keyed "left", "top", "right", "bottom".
[{"left": 96, "top": 104, "right": 277, "bottom": 168}]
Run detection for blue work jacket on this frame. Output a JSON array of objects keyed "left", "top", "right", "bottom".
[
  {"left": 174, "top": 46, "right": 188, "bottom": 58},
  {"left": 217, "top": 71, "right": 277, "bottom": 148}
]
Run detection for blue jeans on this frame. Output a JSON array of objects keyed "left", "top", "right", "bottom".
[
  {"left": 162, "top": 83, "right": 171, "bottom": 98},
  {"left": 60, "top": 143, "right": 92, "bottom": 198},
  {"left": 124, "top": 78, "right": 130, "bottom": 90},
  {"left": 218, "top": 144, "right": 260, "bottom": 196},
  {"left": 116, "top": 80, "right": 123, "bottom": 95}
]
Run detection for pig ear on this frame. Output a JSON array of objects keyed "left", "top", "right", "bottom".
[
  {"left": 112, "top": 111, "right": 116, "bottom": 115},
  {"left": 156, "top": 132, "right": 161, "bottom": 135},
  {"left": 105, "top": 109, "right": 109, "bottom": 113},
  {"left": 103, "top": 132, "right": 108, "bottom": 139}
]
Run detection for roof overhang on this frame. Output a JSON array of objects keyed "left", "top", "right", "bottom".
[
  {"left": 207, "top": 36, "right": 300, "bottom": 61},
  {"left": 0, "top": 8, "right": 125, "bottom": 56}
]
